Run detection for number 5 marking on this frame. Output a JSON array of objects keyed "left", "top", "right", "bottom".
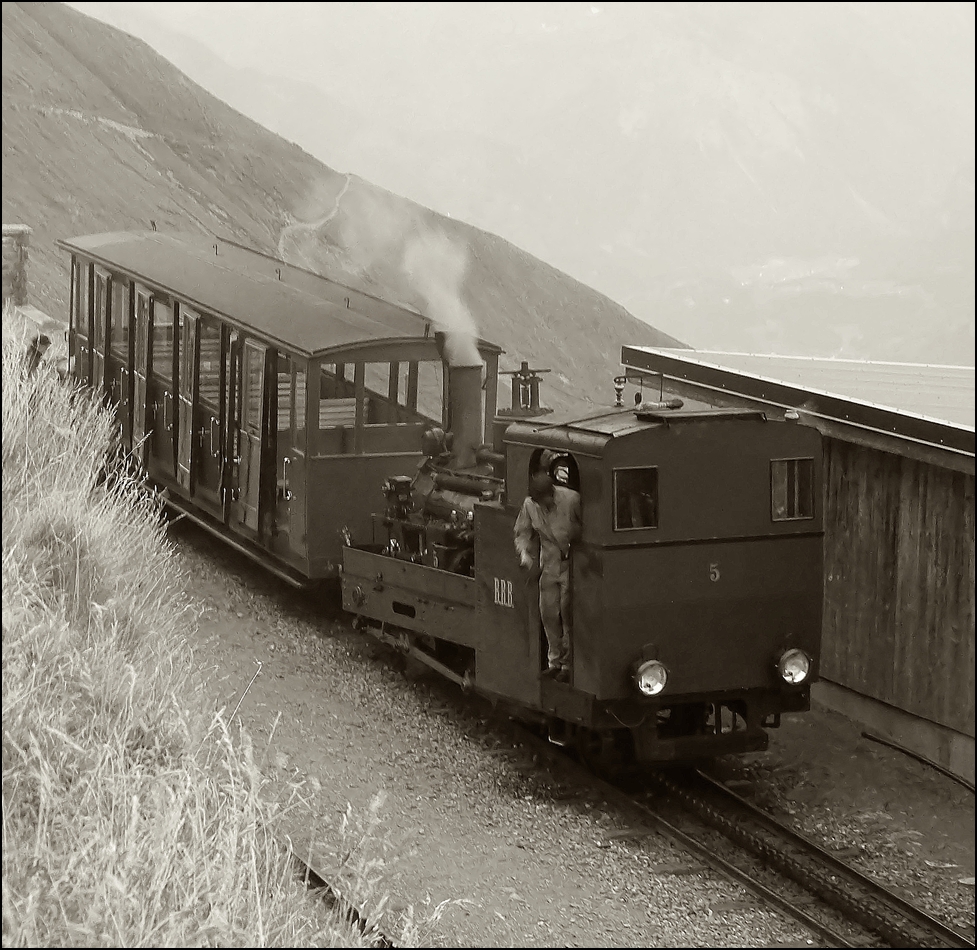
[{"left": 709, "top": 562, "right": 720, "bottom": 582}]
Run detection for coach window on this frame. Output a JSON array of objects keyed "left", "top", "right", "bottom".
[
  {"left": 362, "top": 362, "right": 392, "bottom": 423},
  {"left": 294, "top": 363, "right": 308, "bottom": 447},
  {"left": 314, "top": 362, "right": 356, "bottom": 455},
  {"left": 771, "top": 458, "right": 814, "bottom": 521},
  {"left": 613, "top": 467, "right": 659, "bottom": 530},
  {"left": 110, "top": 275, "right": 130, "bottom": 358},
  {"left": 277, "top": 354, "right": 291, "bottom": 435},
  {"left": 197, "top": 318, "right": 222, "bottom": 413},
  {"left": 276, "top": 352, "right": 307, "bottom": 447},
  {"left": 151, "top": 298, "right": 175, "bottom": 383},
  {"left": 93, "top": 272, "right": 109, "bottom": 350},
  {"left": 415, "top": 359, "right": 444, "bottom": 423},
  {"left": 71, "top": 258, "right": 91, "bottom": 338}
]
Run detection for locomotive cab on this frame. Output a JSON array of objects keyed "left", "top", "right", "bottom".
[{"left": 495, "top": 404, "right": 823, "bottom": 762}]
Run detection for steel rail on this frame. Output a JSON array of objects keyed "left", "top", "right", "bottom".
[
  {"left": 860, "top": 731, "right": 976, "bottom": 794},
  {"left": 510, "top": 725, "right": 855, "bottom": 947},
  {"left": 290, "top": 849, "right": 397, "bottom": 948},
  {"left": 619, "top": 794, "right": 856, "bottom": 947},
  {"left": 661, "top": 767, "right": 975, "bottom": 949}
]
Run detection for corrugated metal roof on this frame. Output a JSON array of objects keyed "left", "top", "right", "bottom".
[
  {"left": 621, "top": 347, "right": 975, "bottom": 463},
  {"left": 672, "top": 350, "right": 974, "bottom": 428},
  {"left": 59, "top": 231, "right": 433, "bottom": 357}
]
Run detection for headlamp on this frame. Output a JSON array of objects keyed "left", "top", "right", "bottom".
[
  {"left": 777, "top": 648, "right": 811, "bottom": 685},
  {"left": 634, "top": 659, "right": 668, "bottom": 696}
]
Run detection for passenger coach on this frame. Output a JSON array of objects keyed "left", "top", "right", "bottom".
[{"left": 59, "top": 231, "right": 502, "bottom": 584}]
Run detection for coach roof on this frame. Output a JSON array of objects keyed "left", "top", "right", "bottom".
[{"left": 60, "top": 231, "right": 500, "bottom": 360}]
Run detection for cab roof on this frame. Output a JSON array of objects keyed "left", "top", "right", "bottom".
[
  {"left": 59, "top": 231, "right": 502, "bottom": 361},
  {"left": 503, "top": 405, "right": 768, "bottom": 457}
]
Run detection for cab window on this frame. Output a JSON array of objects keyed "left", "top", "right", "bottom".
[
  {"left": 614, "top": 467, "right": 659, "bottom": 530},
  {"left": 771, "top": 458, "right": 814, "bottom": 521}
]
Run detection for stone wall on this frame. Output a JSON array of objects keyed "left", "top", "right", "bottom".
[
  {"left": 2, "top": 224, "right": 67, "bottom": 364},
  {"left": 3, "top": 224, "right": 31, "bottom": 306}
]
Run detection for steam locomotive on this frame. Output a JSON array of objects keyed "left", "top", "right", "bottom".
[{"left": 59, "top": 230, "right": 824, "bottom": 771}]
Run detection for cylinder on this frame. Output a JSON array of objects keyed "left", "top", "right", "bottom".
[{"left": 432, "top": 472, "right": 499, "bottom": 496}]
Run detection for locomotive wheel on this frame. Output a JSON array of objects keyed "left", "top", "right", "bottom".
[{"left": 573, "top": 727, "right": 635, "bottom": 780}]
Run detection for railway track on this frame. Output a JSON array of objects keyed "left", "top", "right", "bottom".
[
  {"left": 516, "top": 723, "right": 974, "bottom": 949},
  {"left": 645, "top": 766, "right": 975, "bottom": 949},
  {"left": 290, "top": 848, "right": 397, "bottom": 948}
]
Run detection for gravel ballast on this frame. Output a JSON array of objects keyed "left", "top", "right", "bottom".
[{"left": 176, "top": 525, "right": 975, "bottom": 948}]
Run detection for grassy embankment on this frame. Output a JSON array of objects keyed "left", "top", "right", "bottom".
[{"left": 0, "top": 311, "right": 395, "bottom": 947}]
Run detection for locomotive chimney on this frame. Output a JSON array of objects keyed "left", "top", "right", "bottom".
[{"left": 446, "top": 362, "right": 484, "bottom": 471}]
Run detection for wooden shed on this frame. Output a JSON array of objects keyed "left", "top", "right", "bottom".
[{"left": 620, "top": 346, "right": 975, "bottom": 783}]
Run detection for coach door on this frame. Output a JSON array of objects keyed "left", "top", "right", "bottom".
[
  {"left": 92, "top": 269, "right": 110, "bottom": 394},
  {"left": 229, "top": 337, "right": 267, "bottom": 536},
  {"left": 70, "top": 259, "right": 93, "bottom": 385},
  {"left": 272, "top": 353, "right": 308, "bottom": 561},
  {"left": 176, "top": 308, "right": 199, "bottom": 496},
  {"left": 107, "top": 275, "right": 133, "bottom": 449},
  {"left": 132, "top": 288, "right": 152, "bottom": 464},
  {"left": 192, "top": 317, "right": 225, "bottom": 519}
]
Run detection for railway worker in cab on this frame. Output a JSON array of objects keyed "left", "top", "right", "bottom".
[{"left": 514, "top": 470, "right": 581, "bottom": 682}]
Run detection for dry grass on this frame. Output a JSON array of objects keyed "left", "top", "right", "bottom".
[{"left": 0, "top": 309, "right": 390, "bottom": 947}]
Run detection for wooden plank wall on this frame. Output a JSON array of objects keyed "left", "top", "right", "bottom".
[{"left": 822, "top": 438, "right": 975, "bottom": 737}]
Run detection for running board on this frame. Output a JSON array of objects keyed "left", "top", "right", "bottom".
[
  {"left": 354, "top": 619, "right": 472, "bottom": 691},
  {"left": 160, "top": 492, "right": 312, "bottom": 590}
]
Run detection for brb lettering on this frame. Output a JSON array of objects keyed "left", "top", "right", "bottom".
[{"left": 493, "top": 577, "right": 514, "bottom": 608}]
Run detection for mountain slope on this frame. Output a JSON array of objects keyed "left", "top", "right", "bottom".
[{"left": 2, "top": 1, "right": 684, "bottom": 416}]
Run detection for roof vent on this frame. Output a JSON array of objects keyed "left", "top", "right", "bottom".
[
  {"left": 634, "top": 398, "right": 683, "bottom": 415},
  {"left": 498, "top": 361, "right": 552, "bottom": 418}
]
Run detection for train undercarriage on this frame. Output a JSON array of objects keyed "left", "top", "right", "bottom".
[{"left": 344, "top": 607, "right": 809, "bottom": 777}]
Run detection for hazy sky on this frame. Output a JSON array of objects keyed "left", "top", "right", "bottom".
[
  {"left": 74, "top": 2, "right": 608, "bottom": 98},
  {"left": 64, "top": 1, "right": 975, "bottom": 360}
]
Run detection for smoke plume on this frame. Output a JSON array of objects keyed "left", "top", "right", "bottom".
[
  {"left": 278, "top": 180, "right": 482, "bottom": 366},
  {"left": 401, "top": 229, "right": 480, "bottom": 366}
]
